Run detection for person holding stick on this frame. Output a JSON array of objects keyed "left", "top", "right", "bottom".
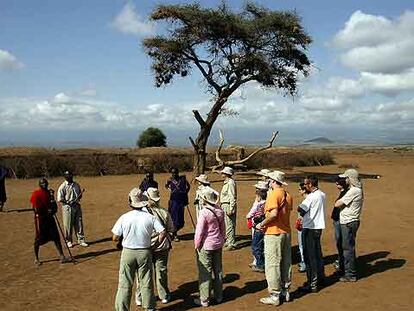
[
  {"left": 30, "top": 178, "right": 70, "bottom": 265},
  {"left": 57, "top": 171, "right": 88, "bottom": 248},
  {"left": 165, "top": 168, "right": 190, "bottom": 241},
  {"left": 0, "top": 165, "right": 8, "bottom": 212},
  {"left": 220, "top": 166, "right": 237, "bottom": 251}
]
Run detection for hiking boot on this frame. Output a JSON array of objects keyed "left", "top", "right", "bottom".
[
  {"left": 260, "top": 295, "right": 280, "bottom": 306},
  {"left": 194, "top": 298, "right": 209, "bottom": 307},
  {"left": 339, "top": 276, "right": 357, "bottom": 282}
]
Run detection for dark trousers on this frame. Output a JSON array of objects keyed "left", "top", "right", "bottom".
[
  {"left": 340, "top": 221, "right": 360, "bottom": 278},
  {"left": 302, "top": 228, "right": 325, "bottom": 288},
  {"left": 333, "top": 220, "right": 344, "bottom": 272},
  {"left": 252, "top": 229, "right": 265, "bottom": 269}
]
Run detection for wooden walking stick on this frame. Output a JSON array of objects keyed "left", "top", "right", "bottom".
[
  {"left": 53, "top": 214, "right": 76, "bottom": 264},
  {"left": 186, "top": 206, "right": 196, "bottom": 229}
]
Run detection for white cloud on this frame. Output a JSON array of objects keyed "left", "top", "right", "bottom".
[
  {"left": 111, "top": 2, "right": 155, "bottom": 36},
  {"left": 0, "top": 49, "right": 24, "bottom": 70},
  {"left": 360, "top": 70, "right": 414, "bottom": 96},
  {"left": 333, "top": 10, "right": 414, "bottom": 74}
]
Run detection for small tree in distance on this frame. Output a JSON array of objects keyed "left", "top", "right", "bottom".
[{"left": 137, "top": 127, "right": 167, "bottom": 148}]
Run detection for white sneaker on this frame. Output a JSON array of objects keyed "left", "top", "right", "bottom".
[
  {"left": 79, "top": 241, "right": 88, "bottom": 247},
  {"left": 194, "top": 298, "right": 209, "bottom": 307},
  {"left": 66, "top": 241, "right": 73, "bottom": 248},
  {"left": 260, "top": 295, "right": 280, "bottom": 306}
]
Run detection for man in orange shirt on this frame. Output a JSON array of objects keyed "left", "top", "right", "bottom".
[{"left": 256, "top": 171, "right": 293, "bottom": 306}]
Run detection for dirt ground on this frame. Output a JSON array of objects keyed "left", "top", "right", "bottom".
[{"left": 0, "top": 148, "right": 413, "bottom": 310}]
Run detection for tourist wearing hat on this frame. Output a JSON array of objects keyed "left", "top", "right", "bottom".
[
  {"left": 135, "top": 187, "right": 174, "bottom": 306},
  {"left": 165, "top": 168, "right": 190, "bottom": 241},
  {"left": 194, "top": 187, "right": 225, "bottom": 307},
  {"left": 57, "top": 171, "right": 88, "bottom": 248},
  {"left": 219, "top": 166, "right": 237, "bottom": 251},
  {"left": 257, "top": 168, "right": 272, "bottom": 188},
  {"left": 334, "top": 169, "right": 364, "bottom": 282},
  {"left": 256, "top": 171, "right": 293, "bottom": 306},
  {"left": 246, "top": 180, "right": 268, "bottom": 272},
  {"left": 297, "top": 175, "right": 326, "bottom": 293},
  {"left": 194, "top": 174, "right": 212, "bottom": 218},
  {"left": 112, "top": 188, "right": 166, "bottom": 311}
]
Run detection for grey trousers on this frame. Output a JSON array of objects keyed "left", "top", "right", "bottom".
[
  {"left": 136, "top": 250, "right": 170, "bottom": 303},
  {"left": 196, "top": 248, "right": 223, "bottom": 303},
  {"left": 333, "top": 220, "right": 344, "bottom": 272},
  {"left": 302, "top": 228, "right": 325, "bottom": 288},
  {"left": 222, "top": 203, "right": 236, "bottom": 247},
  {"left": 62, "top": 204, "right": 85, "bottom": 243},
  {"left": 115, "top": 248, "right": 155, "bottom": 311},
  {"left": 341, "top": 221, "right": 360, "bottom": 278},
  {"left": 264, "top": 234, "right": 292, "bottom": 297}
]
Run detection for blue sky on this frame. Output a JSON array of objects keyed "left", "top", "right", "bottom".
[{"left": 1, "top": 0, "right": 413, "bottom": 146}]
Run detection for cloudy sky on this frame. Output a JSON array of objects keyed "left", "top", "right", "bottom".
[{"left": 1, "top": 0, "right": 413, "bottom": 147}]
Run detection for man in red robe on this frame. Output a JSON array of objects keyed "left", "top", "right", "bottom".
[{"left": 31, "top": 178, "right": 69, "bottom": 265}]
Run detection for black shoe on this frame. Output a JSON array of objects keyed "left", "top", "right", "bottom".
[{"left": 339, "top": 276, "right": 357, "bottom": 282}]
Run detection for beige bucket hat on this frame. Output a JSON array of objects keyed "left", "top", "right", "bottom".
[
  {"left": 145, "top": 187, "right": 160, "bottom": 202},
  {"left": 129, "top": 187, "right": 149, "bottom": 208},
  {"left": 267, "top": 170, "right": 288, "bottom": 186},
  {"left": 220, "top": 166, "right": 234, "bottom": 176},
  {"left": 195, "top": 174, "right": 210, "bottom": 185}
]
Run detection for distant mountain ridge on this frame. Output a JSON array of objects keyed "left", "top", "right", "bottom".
[{"left": 304, "top": 137, "right": 334, "bottom": 144}]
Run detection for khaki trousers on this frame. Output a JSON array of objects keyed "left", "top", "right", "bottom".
[
  {"left": 115, "top": 248, "right": 155, "bottom": 311},
  {"left": 264, "top": 233, "right": 292, "bottom": 297},
  {"left": 222, "top": 203, "right": 236, "bottom": 247},
  {"left": 196, "top": 248, "right": 223, "bottom": 303},
  {"left": 62, "top": 204, "right": 85, "bottom": 243},
  {"left": 136, "top": 250, "right": 170, "bottom": 303}
]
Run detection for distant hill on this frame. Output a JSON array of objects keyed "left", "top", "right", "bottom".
[{"left": 304, "top": 137, "right": 334, "bottom": 144}]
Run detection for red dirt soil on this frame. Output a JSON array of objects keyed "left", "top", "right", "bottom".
[{"left": 0, "top": 149, "right": 413, "bottom": 310}]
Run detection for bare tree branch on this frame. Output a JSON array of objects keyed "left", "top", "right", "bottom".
[
  {"left": 189, "top": 136, "right": 197, "bottom": 149},
  {"left": 192, "top": 110, "right": 206, "bottom": 127}
]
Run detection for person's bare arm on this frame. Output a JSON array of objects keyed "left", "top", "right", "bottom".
[
  {"left": 112, "top": 234, "right": 120, "bottom": 243},
  {"left": 158, "top": 230, "right": 167, "bottom": 243},
  {"left": 334, "top": 200, "right": 345, "bottom": 208},
  {"left": 258, "top": 208, "right": 278, "bottom": 230}
]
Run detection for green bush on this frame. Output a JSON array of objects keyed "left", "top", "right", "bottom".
[{"left": 137, "top": 127, "right": 167, "bottom": 148}]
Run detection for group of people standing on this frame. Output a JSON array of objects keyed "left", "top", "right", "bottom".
[{"left": 244, "top": 168, "right": 364, "bottom": 306}]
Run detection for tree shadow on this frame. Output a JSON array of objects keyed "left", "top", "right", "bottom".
[
  {"left": 235, "top": 234, "right": 251, "bottom": 250},
  {"left": 288, "top": 171, "right": 380, "bottom": 183},
  {"left": 177, "top": 233, "right": 194, "bottom": 241},
  {"left": 87, "top": 236, "right": 112, "bottom": 246},
  {"left": 5, "top": 208, "right": 32, "bottom": 213}
]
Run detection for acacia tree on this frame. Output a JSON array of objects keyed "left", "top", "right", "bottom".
[{"left": 143, "top": 2, "right": 312, "bottom": 175}]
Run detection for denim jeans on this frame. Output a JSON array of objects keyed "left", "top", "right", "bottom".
[
  {"left": 252, "top": 229, "right": 265, "bottom": 269},
  {"left": 302, "top": 229, "right": 325, "bottom": 288},
  {"left": 333, "top": 220, "right": 344, "bottom": 272},
  {"left": 340, "top": 221, "right": 360, "bottom": 278}
]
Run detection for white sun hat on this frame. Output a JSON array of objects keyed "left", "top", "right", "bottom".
[
  {"left": 256, "top": 169, "right": 271, "bottom": 177},
  {"left": 200, "top": 187, "right": 219, "bottom": 206},
  {"left": 254, "top": 180, "right": 269, "bottom": 190},
  {"left": 145, "top": 187, "right": 160, "bottom": 202},
  {"left": 195, "top": 174, "right": 210, "bottom": 185},
  {"left": 129, "top": 187, "right": 149, "bottom": 208},
  {"left": 220, "top": 166, "right": 234, "bottom": 176}
]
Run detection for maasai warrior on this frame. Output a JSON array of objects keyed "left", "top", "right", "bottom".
[
  {"left": 57, "top": 171, "right": 88, "bottom": 248},
  {"left": 139, "top": 171, "right": 158, "bottom": 192},
  {"left": 165, "top": 168, "right": 190, "bottom": 241},
  {"left": 0, "top": 165, "right": 8, "bottom": 212},
  {"left": 30, "top": 178, "right": 69, "bottom": 265}
]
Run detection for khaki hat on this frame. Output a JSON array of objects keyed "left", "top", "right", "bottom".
[
  {"left": 128, "top": 187, "right": 148, "bottom": 208},
  {"left": 195, "top": 174, "right": 210, "bottom": 185},
  {"left": 256, "top": 169, "right": 270, "bottom": 177},
  {"left": 339, "top": 169, "right": 359, "bottom": 180},
  {"left": 267, "top": 170, "right": 288, "bottom": 186},
  {"left": 145, "top": 187, "right": 160, "bottom": 202},
  {"left": 221, "top": 166, "right": 234, "bottom": 176},
  {"left": 200, "top": 187, "right": 219, "bottom": 206},
  {"left": 254, "top": 180, "right": 269, "bottom": 190}
]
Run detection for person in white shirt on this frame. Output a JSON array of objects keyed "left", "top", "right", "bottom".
[
  {"left": 297, "top": 175, "right": 326, "bottom": 293},
  {"left": 334, "top": 169, "right": 364, "bottom": 282},
  {"left": 57, "top": 171, "right": 87, "bottom": 248},
  {"left": 112, "top": 188, "right": 166, "bottom": 311}
]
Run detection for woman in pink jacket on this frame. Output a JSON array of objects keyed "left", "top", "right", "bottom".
[{"left": 194, "top": 187, "right": 225, "bottom": 307}]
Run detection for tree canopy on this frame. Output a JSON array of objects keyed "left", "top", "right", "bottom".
[
  {"left": 137, "top": 127, "right": 167, "bottom": 148},
  {"left": 143, "top": 2, "right": 312, "bottom": 173}
]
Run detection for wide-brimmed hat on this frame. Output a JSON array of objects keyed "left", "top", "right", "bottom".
[
  {"left": 256, "top": 169, "right": 270, "bottom": 177},
  {"left": 221, "top": 166, "right": 234, "bottom": 176},
  {"left": 339, "top": 169, "right": 362, "bottom": 188},
  {"left": 254, "top": 180, "right": 269, "bottom": 190},
  {"left": 195, "top": 174, "right": 210, "bottom": 185},
  {"left": 200, "top": 187, "right": 219, "bottom": 206},
  {"left": 129, "top": 187, "right": 149, "bottom": 208},
  {"left": 267, "top": 170, "right": 288, "bottom": 186},
  {"left": 145, "top": 187, "right": 160, "bottom": 202}
]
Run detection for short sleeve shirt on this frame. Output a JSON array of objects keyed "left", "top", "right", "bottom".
[
  {"left": 299, "top": 189, "right": 326, "bottom": 229},
  {"left": 264, "top": 188, "right": 293, "bottom": 234},
  {"left": 112, "top": 209, "right": 164, "bottom": 249},
  {"left": 339, "top": 186, "right": 363, "bottom": 224}
]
